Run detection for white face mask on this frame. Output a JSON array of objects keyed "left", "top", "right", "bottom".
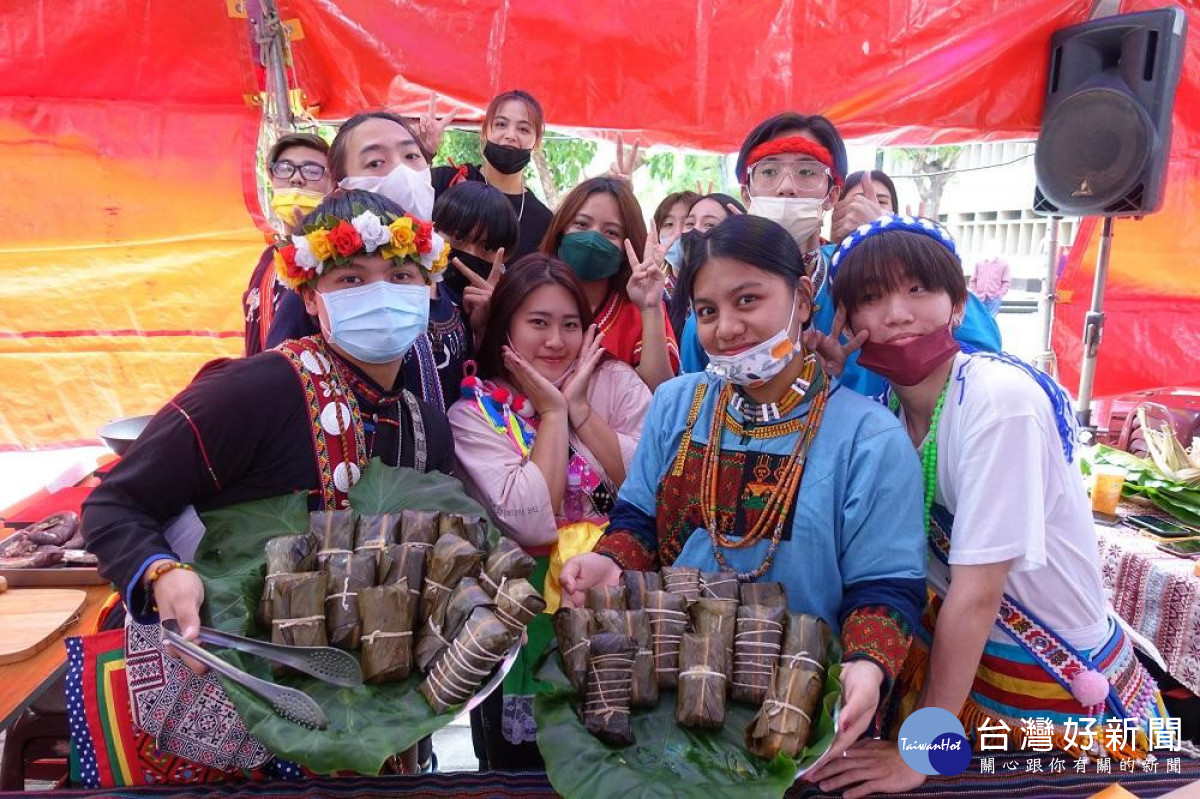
[
  {"left": 749, "top": 196, "right": 825, "bottom": 248},
  {"left": 339, "top": 163, "right": 435, "bottom": 221},
  {"left": 319, "top": 282, "right": 429, "bottom": 364},
  {"left": 704, "top": 295, "right": 800, "bottom": 386}
]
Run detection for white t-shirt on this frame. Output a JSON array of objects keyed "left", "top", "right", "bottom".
[{"left": 918, "top": 353, "right": 1108, "bottom": 651}]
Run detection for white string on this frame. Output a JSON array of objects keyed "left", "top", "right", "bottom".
[
  {"left": 585, "top": 652, "right": 635, "bottom": 721},
  {"left": 275, "top": 614, "right": 324, "bottom": 629},
  {"left": 763, "top": 699, "right": 812, "bottom": 723},
  {"left": 361, "top": 630, "right": 413, "bottom": 644},
  {"left": 780, "top": 654, "right": 824, "bottom": 669}
]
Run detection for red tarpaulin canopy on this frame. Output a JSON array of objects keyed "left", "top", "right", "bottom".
[{"left": 0, "top": 0, "right": 1196, "bottom": 448}]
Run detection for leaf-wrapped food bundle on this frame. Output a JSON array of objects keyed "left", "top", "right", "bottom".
[
  {"left": 662, "top": 565, "right": 701, "bottom": 604},
  {"left": 270, "top": 572, "right": 328, "bottom": 668},
  {"left": 400, "top": 509, "right": 440, "bottom": 551},
  {"left": 585, "top": 585, "right": 627, "bottom": 613},
  {"left": 731, "top": 604, "right": 786, "bottom": 705},
  {"left": 359, "top": 581, "right": 417, "bottom": 683},
  {"left": 745, "top": 613, "right": 830, "bottom": 758},
  {"left": 439, "top": 512, "right": 488, "bottom": 550},
  {"left": 419, "top": 606, "right": 516, "bottom": 714},
  {"left": 739, "top": 581, "right": 787, "bottom": 608},
  {"left": 643, "top": 589, "right": 688, "bottom": 688},
  {"left": 675, "top": 632, "right": 729, "bottom": 729},
  {"left": 356, "top": 513, "right": 400, "bottom": 555},
  {"left": 324, "top": 550, "right": 376, "bottom": 649},
  {"left": 311, "top": 510, "right": 356, "bottom": 569},
  {"left": 443, "top": 578, "right": 494, "bottom": 642},
  {"left": 479, "top": 537, "right": 535, "bottom": 596},
  {"left": 493, "top": 578, "right": 546, "bottom": 636},
  {"left": 378, "top": 542, "right": 426, "bottom": 603},
  {"left": 257, "top": 534, "right": 317, "bottom": 627},
  {"left": 699, "top": 570, "right": 739, "bottom": 602},
  {"left": 594, "top": 610, "right": 657, "bottom": 708},
  {"left": 553, "top": 607, "right": 594, "bottom": 693},
  {"left": 582, "top": 632, "right": 637, "bottom": 747},
  {"left": 690, "top": 598, "right": 738, "bottom": 672},
  {"left": 621, "top": 570, "right": 661, "bottom": 610},
  {"left": 420, "top": 533, "right": 484, "bottom": 627}
]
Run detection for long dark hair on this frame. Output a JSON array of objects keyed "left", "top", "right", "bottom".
[
  {"left": 474, "top": 254, "right": 595, "bottom": 380},
  {"left": 328, "top": 111, "right": 428, "bottom": 183}
]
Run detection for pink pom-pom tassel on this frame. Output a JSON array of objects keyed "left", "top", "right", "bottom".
[{"left": 1069, "top": 669, "right": 1111, "bottom": 708}]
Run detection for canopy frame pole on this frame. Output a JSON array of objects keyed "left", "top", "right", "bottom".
[
  {"left": 1076, "top": 216, "right": 1115, "bottom": 432},
  {"left": 253, "top": 0, "right": 294, "bottom": 135},
  {"left": 1034, "top": 216, "right": 1062, "bottom": 377}
]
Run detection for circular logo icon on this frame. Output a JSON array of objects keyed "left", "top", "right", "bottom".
[{"left": 896, "top": 707, "right": 973, "bottom": 776}]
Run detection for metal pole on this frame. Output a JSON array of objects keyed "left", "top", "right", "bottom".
[
  {"left": 257, "top": 0, "right": 294, "bottom": 135},
  {"left": 1034, "top": 216, "right": 1061, "bottom": 376},
  {"left": 1075, "top": 216, "right": 1114, "bottom": 431}
]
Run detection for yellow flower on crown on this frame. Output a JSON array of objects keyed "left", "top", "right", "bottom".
[
  {"left": 307, "top": 228, "right": 334, "bottom": 262},
  {"left": 388, "top": 215, "right": 417, "bottom": 257},
  {"left": 431, "top": 242, "right": 450, "bottom": 274}
]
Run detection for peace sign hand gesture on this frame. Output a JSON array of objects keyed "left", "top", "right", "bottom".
[
  {"left": 608, "top": 134, "right": 645, "bottom": 182},
  {"left": 452, "top": 247, "right": 505, "bottom": 334},
  {"left": 802, "top": 305, "right": 869, "bottom": 378},
  {"left": 413, "top": 92, "right": 461, "bottom": 157},
  {"left": 624, "top": 220, "right": 667, "bottom": 310}
]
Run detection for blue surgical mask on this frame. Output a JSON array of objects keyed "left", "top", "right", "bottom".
[
  {"left": 664, "top": 236, "right": 685, "bottom": 270},
  {"left": 319, "top": 282, "right": 429, "bottom": 364}
]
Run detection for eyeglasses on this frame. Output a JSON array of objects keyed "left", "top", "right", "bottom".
[
  {"left": 747, "top": 160, "right": 832, "bottom": 193},
  {"left": 270, "top": 160, "right": 327, "bottom": 181}
]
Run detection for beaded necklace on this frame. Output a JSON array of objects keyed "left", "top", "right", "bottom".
[
  {"left": 728, "top": 356, "right": 816, "bottom": 424},
  {"left": 700, "top": 367, "right": 831, "bottom": 580},
  {"left": 890, "top": 372, "right": 952, "bottom": 536}
]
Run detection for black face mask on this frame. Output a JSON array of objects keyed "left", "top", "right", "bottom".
[
  {"left": 483, "top": 140, "right": 532, "bottom": 175},
  {"left": 444, "top": 248, "right": 492, "bottom": 298}
]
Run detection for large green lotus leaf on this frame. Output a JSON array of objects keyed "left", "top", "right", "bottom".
[
  {"left": 533, "top": 645, "right": 842, "bottom": 799},
  {"left": 192, "top": 460, "right": 501, "bottom": 774}
]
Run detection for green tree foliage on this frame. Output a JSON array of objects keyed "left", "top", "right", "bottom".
[
  {"left": 892, "top": 146, "right": 963, "bottom": 220},
  {"left": 432, "top": 129, "right": 597, "bottom": 207}
]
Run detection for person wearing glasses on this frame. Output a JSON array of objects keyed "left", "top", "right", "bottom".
[
  {"left": 244, "top": 133, "right": 333, "bottom": 356},
  {"left": 677, "top": 113, "right": 1002, "bottom": 399}
]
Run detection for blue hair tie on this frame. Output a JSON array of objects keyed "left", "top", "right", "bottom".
[{"left": 829, "top": 214, "right": 959, "bottom": 282}]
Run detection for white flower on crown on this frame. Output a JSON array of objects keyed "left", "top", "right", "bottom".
[
  {"left": 293, "top": 235, "right": 321, "bottom": 272},
  {"left": 351, "top": 211, "right": 391, "bottom": 252}
]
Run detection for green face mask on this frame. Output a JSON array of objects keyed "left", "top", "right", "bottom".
[{"left": 558, "top": 231, "right": 623, "bottom": 282}]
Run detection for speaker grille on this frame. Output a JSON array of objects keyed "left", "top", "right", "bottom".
[{"left": 1035, "top": 87, "right": 1153, "bottom": 214}]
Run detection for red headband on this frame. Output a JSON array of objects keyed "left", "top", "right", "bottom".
[{"left": 743, "top": 136, "right": 842, "bottom": 188}]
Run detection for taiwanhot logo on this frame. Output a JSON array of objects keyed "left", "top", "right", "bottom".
[{"left": 896, "top": 707, "right": 973, "bottom": 776}]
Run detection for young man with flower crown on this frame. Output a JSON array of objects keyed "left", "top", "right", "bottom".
[{"left": 83, "top": 189, "right": 455, "bottom": 652}]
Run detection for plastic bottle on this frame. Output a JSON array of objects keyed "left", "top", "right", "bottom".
[{"left": 564, "top": 462, "right": 584, "bottom": 523}]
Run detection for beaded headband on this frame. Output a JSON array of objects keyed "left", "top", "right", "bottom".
[
  {"left": 829, "top": 214, "right": 958, "bottom": 281},
  {"left": 273, "top": 206, "right": 449, "bottom": 290},
  {"left": 741, "top": 136, "right": 842, "bottom": 187}
]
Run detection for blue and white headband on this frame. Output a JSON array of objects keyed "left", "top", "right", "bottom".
[{"left": 829, "top": 214, "right": 959, "bottom": 282}]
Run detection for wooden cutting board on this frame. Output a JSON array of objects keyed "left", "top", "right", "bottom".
[{"left": 0, "top": 588, "right": 86, "bottom": 664}]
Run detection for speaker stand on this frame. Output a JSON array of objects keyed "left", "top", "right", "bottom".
[
  {"left": 1034, "top": 216, "right": 1061, "bottom": 377},
  {"left": 1075, "top": 216, "right": 1114, "bottom": 437}
]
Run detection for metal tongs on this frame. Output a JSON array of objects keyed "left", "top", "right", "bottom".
[{"left": 160, "top": 621, "right": 362, "bottom": 730}]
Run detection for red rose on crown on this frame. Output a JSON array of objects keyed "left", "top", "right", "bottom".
[
  {"left": 328, "top": 220, "right": 364, "bottom": 257},
  {"left": 414, "top": 218, "right": 434, "bottom": 254},
  {"left": 274, "top": 242, "right": 313, "bottom": 288}
]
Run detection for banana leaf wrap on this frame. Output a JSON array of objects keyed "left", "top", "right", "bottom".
[
  {"left": 594, "top": 609, "right": 658, "bottom": 708},
  {"left": 493, "top": 577, "right": 546, "bottom": 636},
  {"left": 359, "top": 581, "right": 417, "bottom": 683},
  {"left": 479, "top": 536, "right": 536, "bottom": 596},
  {"left": 644, "top": 589, "right": 688, "bottom": 688},
  {"left": 676, "top": 632, "right": 730, "bottom": 729},
  {"left": 416, "top": 575, "right": 492, "bottom": 673},
  {"left": 662, "top": 565, "right": 701, "bottom": 604},
  {"left": 699, "top": 570, "right": 740, "bottom": 602},
  {"left": 257, "top": 534, "right": 317, "bottom": 628},
  {"left": 732, "top": 604, "right": 786, "bottom": 705},
  {"left": 420, "top": 532, "right": 484, "bottom": 628},
  {"left": 621, "top": 570, "right": 661, "bottom": 610},
  {"left": 582, "top": 632, "right": 638, "bottom": 747},
  {"left": 270, "top": 572, "right": 328, "bottom": 660},
  {"left": 690, "top": 598, "right": 738, "bottom": 674},
  {"left": 400, "top": 509, "right": 440, "bottom": 551},
  {"left": 324, "top": 550, "right": 376, "bottom": 650},
  {"left": 439, "top": 512, "right": 488, "bottom": 550},
  {"left": 355, "top": 512, "right": 400, "bottom": 555},
  {"left": 378, "top": 542, "right": 426, "bottom": 605},
  {"left": 585, "top": 584, "right": 627, "bottom": 613},
  {"left": 745, "top": 614, "right": 831, "bottom": 758},
  {"left": 738, "top": 581, "right": 787, "bottom": 608},
  {"left": 419, "top": 605, "right": 516, "bottom": 714},
  {"left": 310, "top": 509, "right": 356, "bottom": 569},
  {"left": 553, "top": 606, "right": 594, "bottom": 693}
]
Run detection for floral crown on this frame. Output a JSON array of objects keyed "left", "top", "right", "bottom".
[
  {"left": 829, "top": 214, "right": 958, "bottom": 282},
  {"left": 273, "top": 205, "right": 450, "bottom": 290}
]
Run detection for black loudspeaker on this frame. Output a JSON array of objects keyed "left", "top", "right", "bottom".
[{"left": 1033, "top": 7, "right": 1187, "bottom": 216}]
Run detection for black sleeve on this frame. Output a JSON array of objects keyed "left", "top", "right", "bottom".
[
  {"left": 266, "top": 290, "right": 319, "bottom": 349},
  {"left": 418, "top": 398, "right": 456, "bottom": 476},
  {"left": 244, "top": 247, "right": 276, "bottom": 357}
]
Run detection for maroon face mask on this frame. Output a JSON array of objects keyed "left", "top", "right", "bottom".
[{"left": 856, "top": 325, "right": 960, "bottom": 386}]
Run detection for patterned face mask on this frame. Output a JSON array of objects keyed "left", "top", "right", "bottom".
[{"left": 704, "top": 294, "right": 800, "bottom": 386}]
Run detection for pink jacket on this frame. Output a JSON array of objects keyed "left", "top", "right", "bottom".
[{"left": 969, "top": 257, "right": 1011, "bottom": 301}]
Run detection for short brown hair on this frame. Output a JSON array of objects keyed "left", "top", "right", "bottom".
[
  {"left": 831, "top": 229, "right": 968, "bottom": 320},
  {"left": 474, "top": 254, "right": 594, "bottom": 380},
  {"left": 653, "top": 191, "right": 700, "bottom": 231},
  {"left": 268, "top": 132, "right": 329, "bottom": 165},
  {"left": 538, "top": 177, "right": 647, "bottom": 297},
  {"left": 483, "top": 90, "right": 545, "bottom": 146}
]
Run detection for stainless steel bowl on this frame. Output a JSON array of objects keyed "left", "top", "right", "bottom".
[{"left": 98, "top": 415, "right": 154, "bottom": 456}]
